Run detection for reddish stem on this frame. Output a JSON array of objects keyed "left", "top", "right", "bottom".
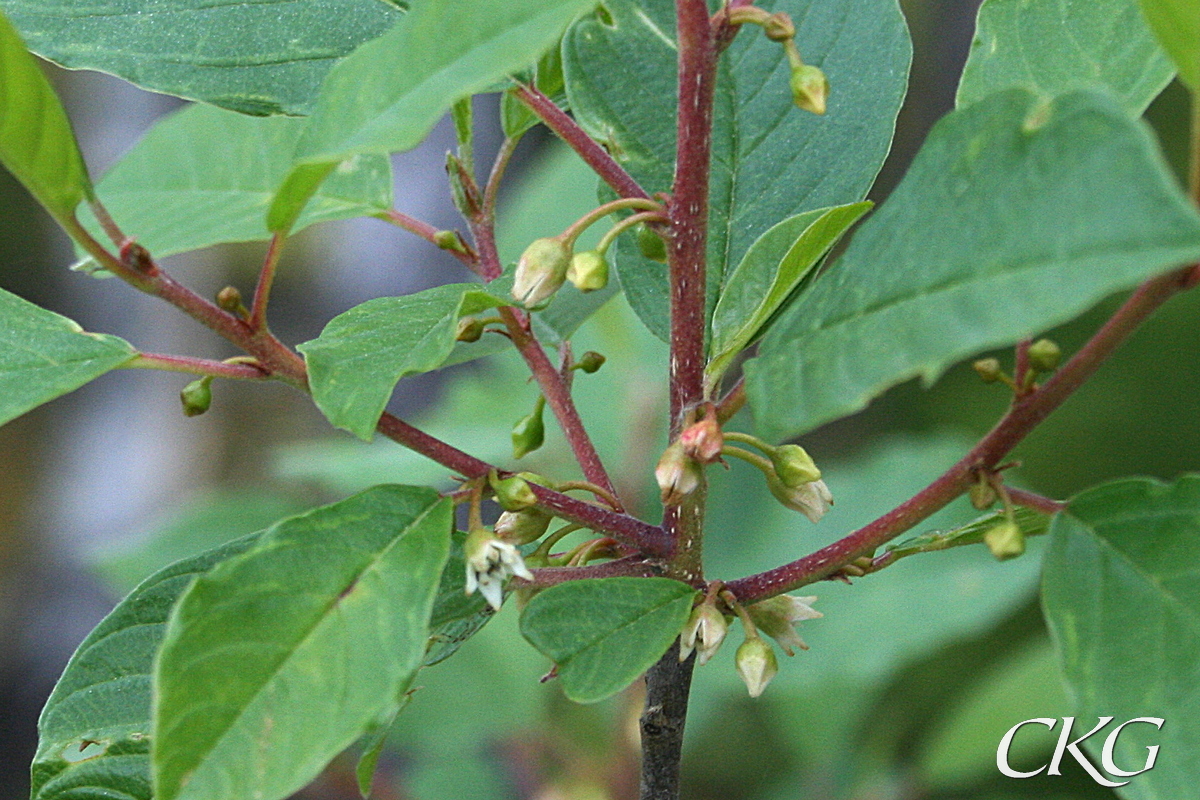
[
  {"left": 249, "top": 232, "right": 285, "bottom": 330},
  {"left": 125, "top": 353, "right": 270, "bottom": 380},
  {"left": 512, "top": 83, "right": 651, "bottom": 202},
  {"left": 1006, "top": 487, "right": 1067, "bottom": 516},
  {"left": 525, "top": 556, "right": 664, "bottom": 588},
  {"left": 379, "top": 209, "right": 479, "bottom": 271},
  {"left": 726, "top": 265, "right": 1200, "bottom": 604}
]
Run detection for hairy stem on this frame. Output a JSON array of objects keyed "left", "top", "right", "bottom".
[
  {"left": 726, "top": 264, "right": 1200, "bottom": 604},
  {"left": 124, "top": 353, "right": 270, "bottom": 380},
  {"left": 512, "top": 83, "right": 651, "bottom": 202},
  {"left": 500, "top": 306, "right": 622, "bottom": 504}
]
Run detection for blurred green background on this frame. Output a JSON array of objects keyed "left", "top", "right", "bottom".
[{"left": 1, "top": 1, "right": 1196, "bottom": 799}]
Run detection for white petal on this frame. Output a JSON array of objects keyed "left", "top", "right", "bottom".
[{"left": 478, "top": 575, "right": 504, "bottom": 610}]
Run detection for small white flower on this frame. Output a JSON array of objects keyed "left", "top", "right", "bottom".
[
  {"left": 464, "top": 528, "right": 533, "bottom": 611},
  {"left": 768, "top": 477, "right": 833, "bottom": 523},
  {"left": 748, "top": 595, "right": 822, "bottom": 656},
  {"left": 679, "top": 603, "right": 728, "bottom": 665}
]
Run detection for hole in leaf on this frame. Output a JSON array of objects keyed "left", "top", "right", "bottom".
[{"left": 61, "top": 740, "right": 108, "bottom": 763}]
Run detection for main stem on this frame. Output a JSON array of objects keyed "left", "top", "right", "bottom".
[{"left": 641, "top": 2, "right": 718, "bottom": 798}]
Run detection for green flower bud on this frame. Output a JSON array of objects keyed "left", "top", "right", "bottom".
[
  {"left": 768, "top": 476, "right": 833, "bottom": 523},
  {"left": 490, "top": 473, "right": 538, "bottom": 511},
  {"left": 770, "top": 444, "right": 821, "bottom": 488},
  {"left": 494, "top": 508, "right": 553, "bottom": 545},
  {"left": 735, "top": 635, "right": 779, "bottom": 698},
  {"left": 434, "top": 229, "right": 469, "bottom": 254},
  {"left": 576, "top": 351, "right": 606, "bottom": 374},
  {"left": 566, "top": 250, "right": 609, "bottom": 292},
  {"left": 512, "top": 238, "right": 571, "bottom": 307},
  {"left": 969, "top": 481, "right": 998, "bottom": 510},
  {"left": 973, "top": 357, "right": 1003, "bottom": 383},
  {"left": 1028, "top": 338, "right": 1062, "bottom": 372},
  {"left": 512, "top": 397, "right": 546, "bottom": 459},
  {"left": 983, "top": 519, "right": 1025, "bottom": 561},
  {"left": 455, "top": 315, "right": 484, "bottom": 343},
  {"left": 180, "top": 377, "right": 213, "bottom": 418},
  {"left": 216, "top": 286, "right": 246, "bottom": 316},
  {"left": 790, "top": 63, "right": 828, "bottom": 115},
  {"left": 637, "top": 224, "right": 668, "bottom": 263}
]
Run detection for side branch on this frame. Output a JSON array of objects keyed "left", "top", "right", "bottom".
[
  {"left": 512, "top": 83, "right": 651, "bottom": 202},
  {"left": 375, "top": 412, "right": 669, "bottom": 556},
  {"left": 726, "top": 265, "right": 1200, "bottom": 604}
]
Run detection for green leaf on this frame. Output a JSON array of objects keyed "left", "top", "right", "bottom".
[
  {"left": 0, "top": 10, "right": 90, "bottom": 228},
  {"left": 520, "top": 577, "right": 696, "bottom": 703},
  {"left": 1139, "top": 0, "right": 1200, "bottom": 92},
  {"left": 91, "top": 490, "right": 306, "bottom": 595},
  {"left": 706, "top": 202, "right": 872, "bottom": 386},
  {"left": 746, "top": 89, "right": 1200, "bottom": 442},
  {"left": 298, "top": 283, "right": 510, "bottom": 440},
  {"left": 958, "top": 0, "right": 1175, "bottom": 116},
  {"left": 885, "top": 505, "right": 1052, "bottom": 563},
  {"left": 1043, "top": 475, "right": 1200, "bottom": 800},
  {"left": 0, "top": 0, "right": 404, "bottom": 116},
  {"left": 276, "top": 0, "right": 592, "bottom": 216},
  {"left": 0, "top": 287, "right": 136, "bottom": 427},
  {"left": 563, "top": 0, "right": 911, "bottom": 340},
  {"left": 77, "top": 104, "right": 391, "bottom": 259},
  {"left": 153, "top": 485, "right": 451, "bottom": 800},
  {"left": 30, "top": 535, "right": 259, "bottom": 800}
]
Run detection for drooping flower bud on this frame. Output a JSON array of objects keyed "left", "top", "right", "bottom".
[
  {"left": 637, "top": 224, "right": 668, "bottom": 263},
  {"left": 768, "top": 476, "right": 833, "bottom": 523},
  {"left": 679, "top": 602, "right": 728, "bottom": 665},
  {"left": 747, "top": 595, "right": 821, "bottom": 657},
  {"left": 983, "top": 519, "right": 1025, "bottom": 561},
  {"left": 1027, "top": 338, "right": 1062, "bottom": 372},
  {"left": 770, "top": 444, "right": 821, "bottom": 488},
  {"left": 512, "top": 397, "right": 546, "bottom": 459},
  {"left": 512, "top": 238, "right": 571, "bottom": 307},
  {"left": 679, "top": 415, "right": 723, "bottom": 464},
  {"left": 566, "top": 250, "right": 609, "bottom": 292},
  {"left": 656, "top": 440, "right": 702, "bottom": 506},
  {"left": 463, "top": 525, "right": 534, "bottom": 610},
  {"left": 490, "top": 472, "right": 538, "bottom": 511},
  {"left": 180, "top": 377, "right": 213, "bottom": 417},
  {"left": 790, "top": 63, "right": 828, "bottom": 115},
  {"left": 576, "top": 351, "right": 606, "bottom": 374},
  {"left": 973, "top": 358, "right": 1003, "bottom": 383},
  {"left": 969, "top": 481, "right": 997, "bottom": 510},
  {"left": 735, "top": 636, "right": 779, "bottom": 698},
  {"left": 455, "top": 315, "right": 484, "bottom": 343},
  {"left": 494, "top": 508, "right": 553, "bottom": 545}
]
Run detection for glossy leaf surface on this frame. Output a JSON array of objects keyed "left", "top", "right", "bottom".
[
  {"left": 80, "top": 104, "right": 391, "bottom": 259},
  {"left": 1043, "top": 475, "right": 1200, "bottom": 799},
  {"left": 959, "top": 0, "right": 1174, "bottom": 115},
  {"left": 153, "top": 486, "right": 451, "bottom": 800},
  {"left": 299, "top": 284, "right": 509, "bottom": 440},
  {"left": 563, "top": 0, "right": 910, "bottom": 339},
  {"left": 707, "top": 202, "right": 871, "bottom": 385},
  {"left": 1139, "top": 0, "right": 1200, "bottom": 91},
  {"left": 0, "top": 0, "right": 404, "bottom": 115},
  {"left": 0, "top": 11, "right": 90, "bottom": 227},
  {"left": 0, "top": 288, "right": 136, "bottom": 427},
  {"left": 746, "top": 89, "right": 1200, "bottom": 441},
  {"left": 520, "top": 577, "right": 696, "bottom": 703}
]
